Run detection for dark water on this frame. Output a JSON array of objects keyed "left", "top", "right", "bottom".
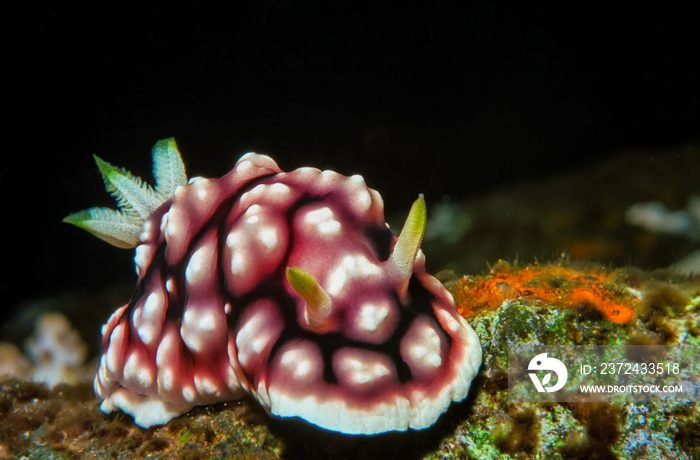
[{"left": 2, "top": 3, "right": 697, "bottom": 327}]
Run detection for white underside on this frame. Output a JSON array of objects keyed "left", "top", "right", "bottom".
[
  {"left": 100, "top": 388, "right": 195, "bottom": 428},
  {"left": 266, "top": 317, "right": 482, "bottom": 435}
]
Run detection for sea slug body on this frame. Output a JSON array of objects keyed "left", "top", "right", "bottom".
[{"left": 65, "top": 138, "right": 482, "bottom": 434}]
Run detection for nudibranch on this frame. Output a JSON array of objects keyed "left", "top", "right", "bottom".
[{"left": 64, "top": 138, "right": 482, "bottom": 434}]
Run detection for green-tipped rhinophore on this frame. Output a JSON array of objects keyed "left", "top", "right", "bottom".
[
  {"left": 286, "top": 266, "right": 333, "bottom": 328},
  {"left": 392, "top": 194, "right": 427, "bottom": 276}
]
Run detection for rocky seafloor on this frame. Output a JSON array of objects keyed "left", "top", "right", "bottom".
[
  {"left": 2, "top": 262, "right": 699, "bottom": 459},
  {"left": 2, "top": 145, "right": 699, "bottom": 459}
]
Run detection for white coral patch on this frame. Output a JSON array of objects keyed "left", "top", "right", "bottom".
[
  {"left": 304, "top": 207, "right": 341, "bottom": 235},
  {"left": 327, "top": 254, "right": 381, "bottom": 296}
]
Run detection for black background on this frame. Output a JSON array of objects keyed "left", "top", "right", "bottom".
[{"left": 2, "top": 3, "right": 697, "bottom": 326}]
